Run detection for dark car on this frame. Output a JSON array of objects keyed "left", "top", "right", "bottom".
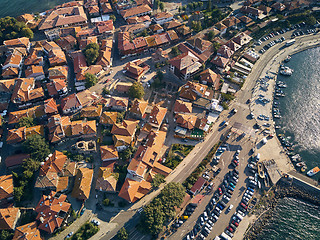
[{"left": 233, "top": 169, "right": 239, "bottom": 174}]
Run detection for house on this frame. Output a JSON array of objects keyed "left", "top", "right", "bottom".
[
  {"left": 41, "top": 41, "right": 61, "bottom": 54},
  {"left": 111, "top": 120, "right": 139, "bottom": 150},
  {"left": 259, "top": 5, "right": 272, "bottom": 15},
  {"left": 0, "top": 79, "right": 16, "bottom": 93},
  {"left": 95, "top": 167, "right": 117, "bottom": 192},
  {"left": 186, "top": 37, "right": 212, "bottom": 54},
  {"left": 48, "top": 65, "right": 68, "bottom": 81},
  {"left": 0, "top": 175, "right": 14, "bottom": 204},
  {"left": 176, "top": 25, "right": 192, "bottom": 38},
  {"left": 96, "top": 38, "right": 112, "bottom": 68},
  {"left": 118, "top": 32, "right": 135, "bottom": 56},
  {"left": 47, "top": 79, "right": 68, "bottom": 97},
  {"left": 166, "top": 30, "right": 179, "bottom": 42},
  {"left": 100, "top": 111, "right": 118, "bottom": 125},
  {"left": 79, "top": 36, "right": 98, "bottom": 50},
  {"left": 5, "top": 154, "right": 30, "bottom": 169},
  {"left": 24, "top": 47, "right": 44, "bottom": 66},
  {"left": 211, "top": 55, "right": 229, "bottom": 69},
  {"left": 149, "top": 24, "right": 163, "bottom": 34},
  {"left": 2, "top": 49, "right": 23, "bottom": 74},
  {"left": 124, "top": 59, "right": 150, "bottom": 81},
  {"left": 173, "top": 99, "right": 192, "bottom": 114},
  {"left": 222, "top": 16, "right": 240, "bottom": 29},
  {"left": 126, "top": 15, "right": 151, "bottom": 26},
  {"left": 4, "top": 37, "right": 30, "bottom": 51},
  {"left": 232, "top": 32, "right": 252, "bottom": 46},
  {"left": 217, "top": 45, "right": 234, "bottom": 59},
  {"left": 8, "top": 107, "right": 38, "bottom": 125},
  {"left": 190, "top": 177, "right": 206, "bottom": 195},
  {"left": 38, "top": 6, "right": 88, "bottom": 30},
  {"left": 271, "top": 2, "right": 286, "bottom": 12},
  {"left": 71, "top": 50, "right": 87, "bottom": 75},
  {"left": 152, "top": 48, "right": 168, "bottom": 63},
  {"left": 95, "top": 20, "right": 114, "bottom": 37},
  {"left": 225, "top": 40, "right": 241, "bottom": 52},
  {"left": 47, "top": 114, "right": 71, "bottom": 143},
  {"left": 163, "top": 20, "right": 182, "bottom": 30},
  {"left": 60, "top": 93, "right": 82, "bottom": 114},
  {"left": 11, "top": 78, "right": 44, "bottom": 104},
  {"left": 48, "top": 48, "right": 67, "bottom": 67},
  {"left": 169, "top": 51, "right": 202, "bottom": 80},
  {"left": 25, "top": 65, "right": 45, "bottom": 80},
  {"left": 0, "top": 207, "right": 20, "bottom": 230},
  {"left": 35, "top": 191, "right": 71, "bottom": 234},
  {"left": 80, "top": 105, "right": 102, "bottom": 119},
  {"left": 129, "top": 99, "right": 148, "bottom": 119},
  {"left": 120, "top": 4, "right": 152, "bottom": 20},
  {"left": 72, "top": 168, "right": 93, "bottom": 201},
  {"left": 175, "top": 113, "right": 198, "bottom": 130},
  {"left": 101, "top": 2, "right": 113, "bottom": 14},
  {"left": 107, "top": 96, "right": 129, "bottom": 112},
  {"left": 215, "top": 22, "right": 227, "bottom": 34},
  {"left": 44, "top": 98, "right": 59, "bottom": 115},
  {"left": 238, "top": 15, "right": 253, "bottom": 24},
  {"left": 153, "top": 12, "right": 173, "bottom": 25},
  {"left": 7, "top": 125, "right": 44, "bottom": 144},
  {"left": 75, "top": 65, "right": 103, "bottom": 82},
  {"left": 55, "top": 35, "right": 77, "bottom": 51},
  {"left": 100, "top": 145, "right": 119, "bottom": 162},
  {"left": 12, "top": 221, "right": 43, "bottom": 240},
  {"left": 2, "top": 67, "right": 19, "bottom": 79},
  {"left": 118, "top": 178, "right": 151, "bottom": 203},
  {"left": 200, "top": 69, "right": 220, "bottom": 90},
  {"left": 148, "top": 105, "right": 167, "bottom": 129},
  {"left": 240, "top": 6, "right": 263, "bottom": 18},
  {"left": 120, "top": 23, "right": 148, "bottom": 34},
  {"left": 179, "top": 81, "right": 208, "bottom": 101}
]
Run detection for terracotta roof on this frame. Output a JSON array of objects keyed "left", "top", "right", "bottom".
[
  {"left": 149, "top": 24, "right": 163, "bottom": 32},
  {"left": 48, "top": 66, "right": 68, "bottom": 80},
  {"left": 130, "top": 99, "right": 148, "bottom": 117},
  {"left": 46, "top": 79, "right": 67, "bottom": 97},
  {"left": 108, "top": 96, "right": 129, "bottom": 109},
  {"left": 179, "top": 81, "right": 208, "bottom": 101},
  {"left": 120, "top": 4, "right": 151, "bottom": 19},
  {"left": 72, "top": 168, "right": 93, "bottom": 201},
  {"left": 13, "top": 221, "right": 42, "bottom": 240},
  {"left": 41, "top": 41, "right": 60, "bottom": 53},
  {"left": 120, "top": 23, "right": 147, "bottom": 34},
  {"left": 186, "top": 37, "right": 212, "bottom": 52},
  {"left": 200, "top": 69, "right": 220, "bottom": 90},
  {"left": 95, "top": 20, "right": 114, "bottom": 34},
  {"left": 71, "top": 50, "right": 87, "bottom": 73},
  {"left": 96, "top": 40, "right": 112, "bottom": 67},
  {"left": 126, "top": 15, "right": 151, "bottom": 24},
  {"left": 76, "top": 64, "right": 102, "bottom": 81},
  {"left": 80, "top": 105, "right": 102, "bottom": 118},
  {"left": 240, "top": 6, "right": 262, "bottom": 16},
  {"left": 100, "top": 145, "right": 119, "bottom": 161},
  {"left": 77, "top": 89, "right": 98, "bottom": 107},
  {"left": 176, "top": 25, "right": 191, "bottom": 36},
  {"left": 25, "top": 65, "right": 44, "bottom": 79},
  {"left": 3, "top": 49, "right": 23, "bottom": 67},
  {"left": 166, "top": 30, "right": 179, "bottom": 41},
  {"left": 24, "top": 47, "right": 43, "bottom": 66},
  {"left": 152, "top": 161, "right": 172, "bottom": 176},
  {"left": 222, "top": 16, "right": 240, "bottom": 28},
  {"left": 111, "top": 120, "right": 138, "bottom": 136},
  {"left": 8, "top": 107, "right": 37, "bottom": 125},
  {"left": 95, "top": 167, "right": 117, "bottom": 192},
  {"left": 6, "top": 127, "right": 25, "bottom": 144},
  {"left": 0, "top": 207, "right": 19, "bottom": 230},
  {"left": 225, "top": 40, "right": 241, "bottom": 52},
  {"left": 133, "top": 37, "right": 148, "bottom": 49},
  {"left": 163, "top": 20, "right": 182, "bottom": 30},
  {"left": 4, "top": 37, "right": 30, "bottom": 49},
  {"left": 173, "top": 99, "right": 192, "bottom": 114},
  {"left": 39, "top": 150, "right": 67, "bottom": 176},
  {"left": 2, "top": 67, "right": 19, "bottom": 78},
  {"left": 148, "top": 105, "right": 167, "bottom": 127},
  {"left": 238, "top": 15, "right": 253, "bottom": 24},
  {"left": 215, "top": 22, "right": 227, "bottom": 31},
  {"left": 44, "top": 98, "right": 58, "bottom": 114},
  {"left": 35, "top": 191, "right": 71, "bottom": 233},
  {"left": 39, "top": 6, "right": 88, "bottom": 30},
  {"left": 79, "top": 36, "right": 97, "bottom": 50},
  {"left": 169, "top": 51, "right": 200, "bottom": 71},
  {"left": 5, "top": 154, "right": 30, "bottom": 168},
  {"left": 101, "top": 2, "right": 113, "bottom": 14},
  {"left": 25, "top": 125, "right": 44, "bottom": 139},
  {"left": 55, "top": 35, "right": 77, "bottom": 50},
  {"left": 211, "top": 55, "right": 229, "bottom": 68},
  {"left": 100, "top": 111, "right": 117, "bottom": 125},
  {"left": 232, "top": 32, "right": 252, "bottom": 46},
  {"left": 175, "top": 113, "right": 198, "bottom": 130},
  {"left": 48, "top": 48, "right": 67, "bottom": 66},
  {"left": 60, "top": 93, "right": 81, "bottom": 112},
  {"left": 217, "top": 45, "right": 234, "bottom": 58},
  {"left": 0, "top": 79, "right": 16, "bottom": 92},
  {"left": 0, "top": 175, "right": 13, "bottom": 201},
  {"left": 118, "top": 178, "right": 151, "bottom": 203}
]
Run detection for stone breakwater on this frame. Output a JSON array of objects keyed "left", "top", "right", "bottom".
[{"left": 243, "top": 179, "right": 320, "bottom": 240}]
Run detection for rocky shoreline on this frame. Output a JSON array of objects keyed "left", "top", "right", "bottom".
[{"left": 243, "top": 179, "right": 320, "bottom": 240}]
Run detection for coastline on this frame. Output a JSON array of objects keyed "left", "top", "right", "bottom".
[{"left": 232, "top": 34, "right": 320, "bottom": 240}]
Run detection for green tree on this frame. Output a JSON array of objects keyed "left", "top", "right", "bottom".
[
  {"left": 178, "top": 7, "right": 181, "bottom": 13},
  {"left": 117, "top": 227, "right": 128, "bottom": 240},
  {"left": 110, "top": 14, "right": 116, "bottom": 22},
  {"left": 21, "top": 27, "right": 33, "bottom": 39},
  {"left": 198, "top": 1, "right": 203, "bottom": 9},
  {"left": 170, "top": 46, "right": 180, "bottom": 57},
  {"left": 306, "top": 15, "right": 316, "bottom": 26},
  {"left": 119, "top": 146, "right": 133, "bottom": 161},
  {"left": 152, "top": 174, "right": 165, "bottom": 189},
  {"left": 116, "top": 111, "right": 125, "bottom": 123},
  {"left": 0, "top": 230, "right": 14, "bottom": 240},
  {"left": 156, "top": 70, "right": 164, "bottom": 82},
  {"left": 23, "top": 135, "right": 50, "bottom": 162},
  {"left": 102, "top": 198, "right": 110, "bottom": 206},
  {"left": 102, "top": 87, "right": 110, "bottom": 95},
  {"left": 14, "top": 186, "right": 24, "bottom": 202},
  {"left": 207, "top": 31, "right": 215, "bottom": 41},
  {"left": 128, "top": 82, "right": 145, "bottom": 99},
  {"left": 207, "top": 0, "right": 212, "bottom": 11},
  {"left": 212, "top": 41, "right": 221, "bottom": 53},
  {"left": 18, "top": 116, "right": 34, "bottom": 128},
  {"left": 85, "top": 73, "right": 98, "bottom": 88},
  {"left": 159, "top": 2, "right": 164, "bottom": 11},
  {"left": 83, "top": 43, "right": 99, "bottom": 65},
  {"left": 0, "top": 16, "right": 33, "bottom": 42},
  {"left": 140, "top": 29, "right": 148, "bottom": 37},
  {"left": 141, "top": 198, "right": 165, "bottom": 235},
  {"left": 182, "top": 6, "right": 186, "bottom": 11}
]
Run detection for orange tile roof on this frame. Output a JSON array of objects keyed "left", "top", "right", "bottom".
[
  {"left": 173, "top": 99, "right": 192, "bottom": 114},
  {"left": 0, "top": 175, "right": 13, "bottom": 201},
  {"left": 100, "top": 111, "right": 117, "bottom": 125},
  {"left": 25, "top": 125, "right": 44, "bottom": 139},
  {"left": 25, "top": 65, "right": 44, "bottom": 78},
  {"left": 48, "top": 65, "right": 68, "bottom": 80},
  {"left": 11, "top": 78, "right": 44, "bottom": 104},
  {"left": 200, "top": 69, "right": 220, "bottom": 90},
  {"left": 24, "top": 47, "right": 43, "bottom": 66},
  {"left": 41, "top": 41, "right": 60, "bottom": 53},
  {"left": 2, "top": 67, "right": 19, "bottom": 78},
  {"left": 120, "top": 4, "right": 151, "bottom": 19},
  {"left": 130, "top": 99, "right": 148, "bottom": 117},
  {"left": 83, "top": 120, "right": 97, "bottom": 135},
  {"left": 100, "top": 145, "right": 119, "bottom": 161},
  {"left": 179, "top": 81, "right": 208, "bottom": 101},
  {"left": 80, "top": 105, "right": 102, "bottom": 118},
  {"left": 4, "top": 37, "right": 30, "bottom": 48},
  {"left": 48, "top": 48, "right": 67, "bottom": 66},
  {"left": 108, "top": 96, "right": 129, "bottom": 109},
  {"left": 8, "top": 107, "right": 37, "bottom": 125},
  {"left": 13, "top": 221, "right": 43, "bottom": 240},
  {"left": 6, "top": 127, "right": 25, "bottom": 144},
  {"left": 76, "top": 64, "right": 102, "bottom": 81},
  {"left": 35, "top": 191, "right": 71, "bottom": 233},
  {"left": 148, "top": 105, "right": 167, "bottom": 127},
  {"left": 44, "top": 98, "right": 58, "bottom": 114},
  {"left": 72, "top": 168, "right": 93, "bottom": 201},
  {"left": 79, "top": 36, "right": 98, "bottom": 50},
  {"left": 39, "top": 150, "right": 67, "bottom": 176},
  {"left": 175, "top": 113, "right": 198, "bottom": 130},
  {"left": 3, "top": 49, "right": 23, "bottom": 66},
  {"left": 95, "top": 167, "right": 117, "bottom": 192},
  {"left": 118, "top": 178, "right": 151, "bottom": 203},
  {"left": 0, "top": 207, "right": 19, "bottom": 230},
  {"left": 111, "top": 120, "right": 138, "bottom": 137}
]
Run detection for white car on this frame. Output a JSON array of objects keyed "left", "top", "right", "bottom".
[
  {"left": 228, "top": 204, "right": 234, "bottom": 211},
  {"left": 66, "top": 232, "right": 73, "bottom": 238}
]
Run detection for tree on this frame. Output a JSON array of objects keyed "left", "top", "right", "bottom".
[
  {"left": 117, "top": 227, "right": 128, "bottom": 240},
  {"left": 159, "top": 2, "right": 164, "bottom": 11},
  {"left": 110, "top": 14, "right": 116, "bottom": 22},
  {"left": 83, "top": 43, "right": 99, "bottom": 65},
  {"left": 212, "top": 42, "right": 221, "bottom": 53},
  {"left": 0, "top": 16, "right": 33, "bottom": 43},
  {"left": 128, "top": 82, "right": 145, "bottom": 99},
  {"left": 0, "top": 230, "right": 13, "bottom": 240},
  {"left": 21, "top": 27, "right": 33, "bottom": 39},
  {"left": 170, "top": 46, "right": 180, "bottom": 57},
  {"left": 156, "top": 70, "right": 164, "bottom": 82},
  {"left": 119, "top": 146, "right": 133, "bottom": 161},
  {"left": 102, "top": 198, "right": 110, "bottom": 206},
  {"left": 178, "top": 7, "right": 181, "bottom": 13},
  {"left": 141, "top": 198, "right": 165, "bottom": 235},
  {"left": 198, "top": 1, "right": 203, "bottom": 9},
  {"left": 85, "top": 73, "right": 98, "bottom": 88},
  {"left": 140, "top": 29, "right": 148, "bottom": 37},
  {"left": 152, "top": 174, "right": 165, "bottom": 189},
  {"left": 14, "top": 186, "right": 24, "bottom": 202},
  {"left": 306, "top": 15, "right": 316, "bottom": 26},
  {"left": 116, "top": 111, "right": 125, "bottom": 123},
  {"left": 207, "top": 0, "right": 212, "bottom": 11},
  {"left": 182, "top": 6, "right": 186, "bottom": 11},
  {"left": 207, "top": 31, "right": 215, "bottom": 41},
  {"left": 102, "top": 87, "right": 110, "bottom": 95},
  {"left": 18, "top": 116, "right": 34, "bottom": 128},
  {"left": 23, "top": 135, "right": 50, "bottom": 162}
]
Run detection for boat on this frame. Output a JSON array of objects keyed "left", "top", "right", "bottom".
[
  {"left": 301, "top": 166, "right": 307, "bottom": 172},
  {"left": 275, "top": 125, "right": 281, "bottom": 129},
  {"left": 258, "top": 180, "right": 261, "bottom": 189},
  {"left": 296, "top": 162, "right": 306, "bottom": 168},
  {"left": 284, "top": 55, "right": 291, "bottom": 62},
  {"left": 274, "top": 115, "right": 281, "bottom": 119},
  {"left": 257, "top": 162, "right": 265, "bottom": 179},
  {"left": 279, "top": 66, "right": 294, "bottom": 76},
  {"left": 307, "top": 167, "right": 320, "bottom": 177}
]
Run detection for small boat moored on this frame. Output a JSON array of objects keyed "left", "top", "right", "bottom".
[{"left": 307, "top": 167, "right": 320, "bottom": 177}]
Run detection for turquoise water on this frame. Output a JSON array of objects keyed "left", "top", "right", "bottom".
[
  {"left": 275, "top": 47, "right": 320, "bottom": 178},
  {"left": 257, "top": 197, "right": 320, "bottom": 240},
  {"left": 0, "top": 0, "right": 71, "bottom": 18}
]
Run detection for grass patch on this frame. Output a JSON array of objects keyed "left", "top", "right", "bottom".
[
  {"left": 163, "top": 144, "right": 194, "bottom": 169},
  {"left": 183, "top": 141, "right": 221, "bottom": 190}
]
